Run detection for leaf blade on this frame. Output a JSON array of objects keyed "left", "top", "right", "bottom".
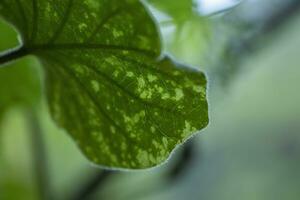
[{"left": 0, "top": 0, "right": 209, "bottom": 169}]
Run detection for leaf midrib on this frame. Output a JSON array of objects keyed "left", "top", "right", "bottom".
[
  {"left": 1, "top": 44, "right": 199, "bottom": 119},
  {"left": 26, "top": 43, "right": 157, "bottom": 58}
]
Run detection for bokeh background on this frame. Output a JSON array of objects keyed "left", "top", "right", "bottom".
[{"left": 1, "top": 0, "right": 300, "bottom": 199}]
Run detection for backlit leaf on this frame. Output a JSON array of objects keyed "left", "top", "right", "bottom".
[{"left": 0, "top": 0, "right": 208, "bottom": 169}]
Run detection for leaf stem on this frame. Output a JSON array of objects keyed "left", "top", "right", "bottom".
[
  {"left": 0, "top": 47, "right": 29, "bottom": 66},
  {"left": 70, "top": 170, "right": 113, "bottom": 200},
  {"left": 166, "top": 140, "right": 196, "bottom": 181},
  {"left": 27, "top": 109, "right": 53, "bottom": 200}
]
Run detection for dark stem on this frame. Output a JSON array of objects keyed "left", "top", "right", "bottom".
[
  {"left": 71, "top": 170, "right": 114, "bottom": 200},
  {"left": 27, "top": 110, "right": 53, "bottom": 200},
  {"left": 0, "top": 47, "right": 29, "bottom": 66},
  {"left": 119, "top": 141, "right": 197, "bottom": 200},
  {"left": 167, "top": 140, "right": 195, "bottom": 182}
]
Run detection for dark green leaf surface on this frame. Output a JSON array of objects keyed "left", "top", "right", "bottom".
[{"left": 0, "top": 0, "right": 208, "bottom": 168}]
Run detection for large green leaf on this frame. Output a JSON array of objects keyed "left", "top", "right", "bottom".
[{"left": 0, "top": 0, "right": 208, "bottom": 169}]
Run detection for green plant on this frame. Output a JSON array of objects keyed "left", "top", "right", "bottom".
[{"left": 0, "top": 0, "right": 208, "bottom": 169}]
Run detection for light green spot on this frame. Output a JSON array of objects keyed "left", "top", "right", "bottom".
[
  {"left": 137, "top": 150, "right": 150, "bottom": 166},
  {"left": 157, "top": 87, "right": 164, "bottom": 93},
  {"left": 193, "top": 85, "right": 205, "bottom": 93},
  {"left": 175, "top": 88, "right": 184, "bottom": 101},
  {"left": 182, "top": 121, "right": 197, "bottom": 138},
  {"left": 151, "top": 126, "right": 156, "bottom": 133},
  {"left": 162, "top": 137, "right": 168, "bottom": 147},
  {"left": 140, "top": 90, "right": 152, "bottom": 99},
  {"left": 78, "top": 23, "right": 87, "bottom": 31},
  {"left": 126, "top": 71, "right": 134, "bottom": 77},
  {"left": 74, "top": 64, "right": 84, "bottom": 74},
  {"left": 113, "top": 70, "right": 120, "bottom": 77},
  {"left": 137, "top": 77, "right": 146, "bottom": 88},
  {"left": 162, "top": 93, "right": 170, "bottom": 100},
  {"left": 147, "top": 74, "right": 157, "bottom": 82},
  {"left": 113, "top": 29, "right": 124, "bottom": 38},
  {"left": 91, "top": 80, "right": 100, "bottom": 92}
]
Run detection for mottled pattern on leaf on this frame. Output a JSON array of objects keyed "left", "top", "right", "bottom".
[{"left": 0, "top": 0, "right": 208, "bottom": 168}]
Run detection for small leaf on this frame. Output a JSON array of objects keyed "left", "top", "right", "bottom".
[
  {"left": 147, "top": 0, "right": 195, "bottom": 23},
  {"left": 147, "top": 0, "right": 211, "bottom": 67},
  {"left": 0, "top": 0, "right": 208, "bottom": 168},
  {"left": 0, "top": 20, "right": 40, "bottom": 122}
]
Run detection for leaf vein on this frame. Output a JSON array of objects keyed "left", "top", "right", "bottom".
[
  {"left": 30, "top": 0, "right": 38, "bottom": 43},
  {"left": 14, "top": 0, "right": 29, "bottom": 41},
  {"left": 47, "top": 0, "right": 75, "bottom": 44},
  {"left": 85, "top": 7, "right": 125, "bottom": 42},
  {"left": 47, "top": 55, "right": 140, "bottom": 146},
  {"left": 30, "top": 43, "right": 156, "bottom": 57}
]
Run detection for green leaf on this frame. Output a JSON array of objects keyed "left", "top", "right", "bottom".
[
  {"left": 147, "top": 0, "right": 194, "bottom": 23},
  {"left": 147, "top": 0, "right": 211, "bottom": 67},
  {"left": 0, "top": 20, "right": 40, "bottom": 122},
  {"left": 0, "top": 0, "right": 208, "bottom": 169},
  {"left": 165, "top": 16, "right": 211, "bottom": 67}
]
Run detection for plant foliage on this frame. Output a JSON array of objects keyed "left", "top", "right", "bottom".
[{"left": 0, "top": 0, "right": 208, "bottom": 169}]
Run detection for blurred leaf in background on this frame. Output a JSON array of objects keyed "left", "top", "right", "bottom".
[
  {"left": 0, "top": 110, "right": 38, "bottom": 200},
  {"left": 0, "top": 20, "right": 41, "bottom": 200},
  {"left": 147, "top": 0, "right": 195, "bottom": 23},
  {"left": 0, "top": 21, "right": 41, "bottom": 121},
  {"left": 147, "top": 0, "right": 212, "bottom": 67}
]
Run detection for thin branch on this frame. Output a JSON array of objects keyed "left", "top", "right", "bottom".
[
  {"left": 166, "top": 140, "right": 195, "bottom": 182},
  {"left": 27, "top": 109, "right": 53, "bottom": 200},
  {"left": 119, "top": 141, "right": 198, "bottom": 200},
  {"left": 70, "top": 170, "right": 114, "bottom": 200},
  {"left": 0, "top": 47, "right": 29, "bottom": 66}
]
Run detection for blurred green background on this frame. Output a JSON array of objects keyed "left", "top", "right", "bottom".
[{"left": 1, "top": 0, "right": 300, "bottom": 199}]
